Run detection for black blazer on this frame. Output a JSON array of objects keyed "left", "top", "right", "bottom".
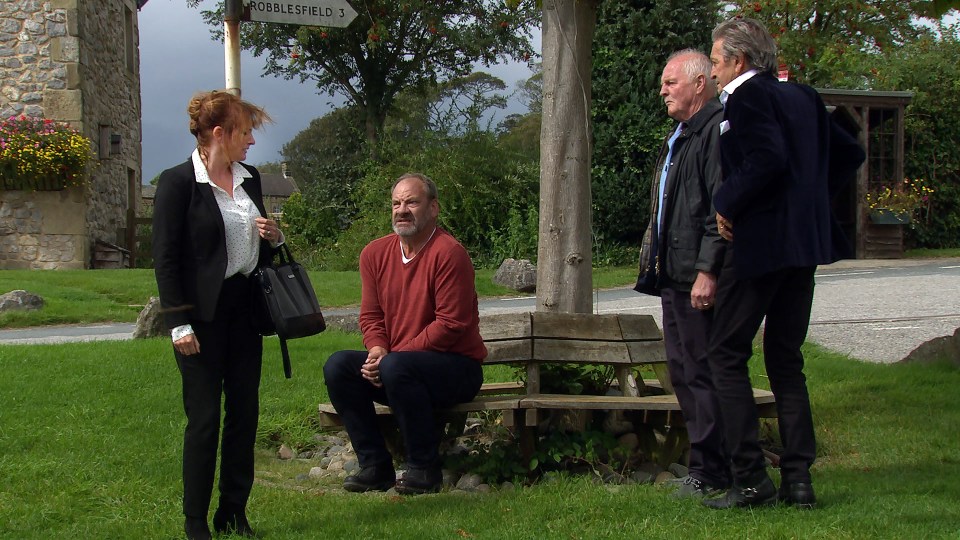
[
  {"left": 714, "top": 73, "right": 865, "bottom": 279},
  {"left": 152, "top": 159, "right": 276, "bottom": 329}
]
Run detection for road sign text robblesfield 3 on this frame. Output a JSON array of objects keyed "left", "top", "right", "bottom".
[{"left": 249, "top": 2, "right": 344, "bottom": 17}]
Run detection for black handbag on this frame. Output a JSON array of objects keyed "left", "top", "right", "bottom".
[{"left": 252, "top": 243, "right": 326, "bottom": 378}]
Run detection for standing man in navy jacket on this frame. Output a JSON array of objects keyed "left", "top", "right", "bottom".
[{"left": 703, "top": 18, "right": 865, "bottom": 510}]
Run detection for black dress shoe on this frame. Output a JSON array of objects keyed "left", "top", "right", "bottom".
[
  {"left": 184, "top": 517, "right": 211, "bottom": 540},
  {"left": 343, "top": 465, "right": 396, "bottom": 493},
  {"left": 213, "top": 506, "right": 255, "bottom": 537},
  {"left": 702, "top": 474, "right": 778, "bottom": 509},
  {"left": 779, "top": 481, "right": 816, "bottom": 509},
  {"left": 395, "top": 466, "right": 442, "bottom": 495}
]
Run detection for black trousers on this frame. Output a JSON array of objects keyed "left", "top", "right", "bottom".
[
  {"left": 175, "top": 274, "right": 263, "bottom": 518},
  {"left": 707, "top": 249, "right": 817, "bottom": 486},
  {"left": 323, "top": 350, "right": 483, "bottom": 469},
  {"left": 661, "top": 288, "right": 730, "bottom": 488}
]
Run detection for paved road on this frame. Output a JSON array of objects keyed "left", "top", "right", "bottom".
[{"left": 3, "top": 258, "right": 958, "bottom": 364}]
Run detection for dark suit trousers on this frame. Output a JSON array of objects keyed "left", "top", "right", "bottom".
[
  {"left": 708, "top": 249, "right": 817, "bottom": 486},
  {"left": 324, "top": 350, "right": 483, "bottom": 469},
  {"left": 175, "top": 274, "right": 263, "bottom": 518},
  {"left": 661, "top": 288, "right": 730, "bottom": 488}
]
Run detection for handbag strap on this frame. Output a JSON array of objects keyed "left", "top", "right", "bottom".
[
  {"left": 279, "top": 337, "right": 292, "bottom": 379},
  {"left": 277, "top": 243, "right": 295, "bottom": 265}
]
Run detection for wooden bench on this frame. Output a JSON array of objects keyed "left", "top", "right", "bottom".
[{"left": 318, "top": 312, "right": 776, "bottom": 458}]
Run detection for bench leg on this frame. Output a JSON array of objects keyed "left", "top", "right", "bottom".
[
  {"left": 659, "top": 426, "right": 689, "bottom": 469},
  {"left": 513, "top": 409, "right": 536, "bottom": 468}
]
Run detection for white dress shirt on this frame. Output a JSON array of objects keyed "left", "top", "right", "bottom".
[{"left": 719, "top": 69, "right": 759, "bottom": 108}]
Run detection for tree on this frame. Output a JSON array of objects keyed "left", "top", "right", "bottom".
[
  {"left": 535, "top": 0, "right": 600, "bottom": 314},
  {"left": 204, "top": 1, "right": 540, "bottom": 152},
  {"left": 516, "top": 63, "right": 543, "bottom": 114},
  {"left": 280, "top": 106, "right": 367, "bottom": 242},
  {"left": 723, "top": 0, "right": 937, "bottom": 86},
  {"left": 875, "top": 25, "right": 960, "bottom": 248},
  {"left": 591, "top": 0, "right": 718, "bottom": 245},
  {"left": 253, "top": 161, "right": 283, "bottom": 174},
  {"left": 928, "top": 0, "right": 960, "bottom": 16},
  {"left": 387, "top": 72, "right": 511, "bottom": 136}
]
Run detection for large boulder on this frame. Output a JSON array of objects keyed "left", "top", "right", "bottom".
[
  {"left": 492, "top": 258, "right": 537, "bottom": 293},
  {"left": 902, "top": 326, "right": 960, "bottom": 367},
  {"left": 133, "top": 297, "right": 167, "bottom": 339},
  {"left": 0, "top": 290, "right": 44, "bottom": 312}
]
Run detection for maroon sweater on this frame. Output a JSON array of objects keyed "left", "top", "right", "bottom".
[{"left": 358, "top": 228, "right": 487, "bottom": 362}]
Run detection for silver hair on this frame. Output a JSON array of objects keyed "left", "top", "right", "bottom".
[
  {"left": 392, "top": 172, "right": 438, "bottom": 201},
  {"left": 666, "top": 49, "right": 712, "bottom": 83},
  {"left": 712, "top": 17, "right": 779, "bottom": 73}
]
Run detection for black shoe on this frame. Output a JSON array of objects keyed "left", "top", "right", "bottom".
[
  {"left": 779, "top": 481, "right": 816, "bottom": 509},
  {"left": 184, "top": 517, "right": 211, "bottom": 540},
  {"left": 212, "top": 506, "right": 255, "bottom": 537},
  {"left": 343, "top": 465, "right": 396, "bottom": 493},
  {"left": 702, "top": 474, "right": 778, "bottom": 509},
  {"left": 395, "top": 467, "right": 442, "bottom": 495}
]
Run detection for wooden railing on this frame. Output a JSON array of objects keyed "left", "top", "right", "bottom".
[{"left": 122, "top": 208, "right": 152, "bottom": 268}]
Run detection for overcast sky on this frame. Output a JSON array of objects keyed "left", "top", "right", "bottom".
[{"left": 137, "top": 0, "right": 537, "bottom": 183}]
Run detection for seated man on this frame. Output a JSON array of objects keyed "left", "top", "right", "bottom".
[{"left": 323, "top": 172, "right": 487, "bottom": 495}]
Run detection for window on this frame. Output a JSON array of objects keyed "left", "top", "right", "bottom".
[{"left": 124, "top": 6, "right": 136, "bottom": 73}]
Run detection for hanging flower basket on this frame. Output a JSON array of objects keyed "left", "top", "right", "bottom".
[
  {"left": 0, "top": 115, "right": 94, "bottom": 191},
  {"left": 864, "top": 177, "right": 933, "bottom": 226},
  {"left": 869, "top": 208, "right": 911, "bottom": 225}
]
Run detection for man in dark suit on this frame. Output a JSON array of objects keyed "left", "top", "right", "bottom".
[{"left": 702, "top": 18, "right": 865, "bottom": 510}]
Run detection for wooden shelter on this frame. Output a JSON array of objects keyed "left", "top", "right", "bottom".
[{"left": 818, "top": 89, "right": 914, "bottom": 259}]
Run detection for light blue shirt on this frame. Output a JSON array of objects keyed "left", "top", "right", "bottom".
[{"left": 656, "top": 123, "right": 685, "bottom": 230}]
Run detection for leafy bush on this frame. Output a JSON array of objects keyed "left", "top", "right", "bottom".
[
  {"left": 529, "top": 429, "right": 625, "bottom": 476},
  {"left": 312, "top": 131, "right": 540, "bottom": 269},
  {"left": 590, "top": 0, "right": 718, "bottom": 245},
  {"left": 445, "top": 416, "right": 627, "bottom": 485},
  {"left": 517, "top": 363, "right": 614, "bottom": 396},
  {"left": 0, "top": 115, "right": 94, "bottom": 190},
  {"left": 876, "top": 28, "right": 960, "bottom": 248}
]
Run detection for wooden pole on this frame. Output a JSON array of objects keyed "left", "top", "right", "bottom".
[{"left": 224, "top": 0, "right": 242, "bottom": 96}]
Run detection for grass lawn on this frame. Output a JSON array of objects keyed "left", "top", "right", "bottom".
[
  {"left": 0, "top": 267, "right": 639, "bottom": 329},
  {"left": 1, "top": 335, "right": 958, "bottom": 539}
]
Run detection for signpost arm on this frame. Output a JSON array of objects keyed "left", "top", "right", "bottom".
[{"left": 224, "top": 0, "right": 242, "bottom": 96}]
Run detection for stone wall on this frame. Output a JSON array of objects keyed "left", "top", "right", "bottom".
[
  {"left": 0, "top": 0, "right": 142, "bottom": 269},
  {"left": 0, "top": 188, "right": 87, "bottom": 269}
]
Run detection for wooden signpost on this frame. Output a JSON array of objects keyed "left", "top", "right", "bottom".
[{"left": 223, "top": 0, "right": 357, "bottom": 95}]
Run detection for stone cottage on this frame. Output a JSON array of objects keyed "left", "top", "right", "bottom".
[{"left": 0, "top": 0, "right": 142, "bottom": 269}]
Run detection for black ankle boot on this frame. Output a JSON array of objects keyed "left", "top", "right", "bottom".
[
  {"left": 343, "top": 464, "right": 397, "bottom": 492},
  {"left": 213, "top": 505, "right": 255, "bottom": 537},
  {"left": 396, "top": 466, "right": 443, "bottom": 495},
  {"left": 184, "top": 516, "right": 211, "bottom": 540}
]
